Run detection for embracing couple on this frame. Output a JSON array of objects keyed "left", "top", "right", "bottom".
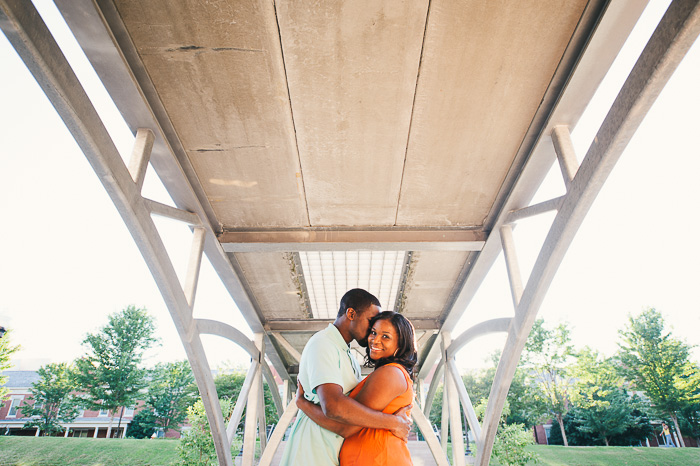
[{"left": 280, "top": 288, "right": 416, "bottom": 466}]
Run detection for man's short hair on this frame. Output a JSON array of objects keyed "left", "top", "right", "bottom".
[{"left": 337, "top": 288, "right": 381, "bottom": 317}]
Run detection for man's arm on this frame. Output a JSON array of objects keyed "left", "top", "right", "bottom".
[
  {"left": 316, "top": 366, "right": 412, "bottom": 441},
  {"left": 296, "top": 385, "right": 361, "bottom": 438}
]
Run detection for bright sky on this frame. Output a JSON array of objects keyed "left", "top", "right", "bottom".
[{"left": 1, "top": 0, "right": 698, "bottom": 374}]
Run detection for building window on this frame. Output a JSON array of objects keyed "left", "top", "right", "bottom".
[
  {"left": 73, "top": 428, "right": 90, "bottom": 438},
  {"left": 98, "top": 407, "right": 109, "bottom": 417},
  {"left": 8, "top": 398, "right": 22, "bottom": 417},
  {"left": 124, "top": 406, "right": 135, "bottom": 417}
]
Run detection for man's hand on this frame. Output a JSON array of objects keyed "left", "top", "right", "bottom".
[{"left": 389, "top": 404, "right": 413, "bottom": 442}]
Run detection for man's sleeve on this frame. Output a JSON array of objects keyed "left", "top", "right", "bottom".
[{"left": 305, "top": 337, "right": 343, "bottom": 394}]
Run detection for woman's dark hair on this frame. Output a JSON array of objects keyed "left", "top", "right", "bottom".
[{"left": 364, "top": 311, "right": 417, "bottom": 377}]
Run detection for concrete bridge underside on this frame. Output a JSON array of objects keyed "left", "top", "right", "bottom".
[{"left": 2, "top": 0, "right": 699, "bottom": 464}]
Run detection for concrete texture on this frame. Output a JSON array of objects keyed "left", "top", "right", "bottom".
[{"left": 87, "top": 0, "right": 598, "bottom": 377}]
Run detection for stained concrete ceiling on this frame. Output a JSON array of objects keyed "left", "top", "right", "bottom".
[{"left": 55, "top": 0, "right": 615, "bottom": 376}]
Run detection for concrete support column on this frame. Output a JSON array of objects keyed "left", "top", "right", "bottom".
[
  {"left": 440, "top": 369, "right": 449, "bottom": 454},
  {"left": 64, "top": 428, "right": 70, "bottom": 438},
  {"left": 93, "top": 427, "right": 99, "bottom": 438},
  {"left": 442, "top": 332, "right": 465, "bottom": 466}
]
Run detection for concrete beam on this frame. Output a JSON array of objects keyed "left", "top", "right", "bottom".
[
  {"left": 219, "top": 229, "right": 486, "bottom": 252},
  {"left": 412, "top": 407, "right": 450, "bottom": 466},
  {"left": 422, "top": 360, "right": 444, "bottom": 416},
  {"left": 227, "top": 362, "right": 257, "bottom": 443},
  {"left": 0, "top": 3, "right": 233, "bottom": 464},
  {"left": 446, "top": 318, "right": 511, "bottom": 360},
  {"left": 477, "top": 2, "right": 700, "bottom": 464},
  {"left": 53, "top": 0, "right": 267, "bottom": 336},
  {"left": 258, "top": 399, "right": 299, "bottom": 466},
  {"left": 266, "top": 318, "right": 440, "bottom": 332}
]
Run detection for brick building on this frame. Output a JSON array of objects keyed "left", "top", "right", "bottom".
[{"left": 1, "top": 370, "right": 147, "bottom": 438}]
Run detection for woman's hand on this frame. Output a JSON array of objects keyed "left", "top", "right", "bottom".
[{"left": 296, "top": 382, "right": 309, "bottom": 409}]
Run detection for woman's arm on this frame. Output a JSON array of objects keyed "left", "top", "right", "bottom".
[{"left": 350, "top": 364, "right": 409, "bottom": 412}]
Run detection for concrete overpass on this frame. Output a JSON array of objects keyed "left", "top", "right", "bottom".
[{"left": 1, "top": 0, "right": 698, "bottom": 464}]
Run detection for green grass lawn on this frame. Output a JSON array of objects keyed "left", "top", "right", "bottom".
[
  {"left": 528, "top": 445, "right": 700, "bottom": 466},
  {"left": 0, "top": 437, "right": 180, "bottom": 466},
  {"left": 1, "top": 437, "right": 699, "bottom": 466}
]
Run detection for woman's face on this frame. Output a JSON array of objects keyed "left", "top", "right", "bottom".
[{"left": 368, "top": 319, "right": 399, "bottom": 360}]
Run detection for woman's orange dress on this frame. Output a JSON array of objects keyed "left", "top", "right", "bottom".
[{"left": 338, "top": 363, "right": 414, "bottom": 466}]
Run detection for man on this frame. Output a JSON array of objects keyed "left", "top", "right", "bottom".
[
  {"left": 280, "top": 288, "right": 412, "bottom": 466},
  {"left": 662, "top": 422, "right": 675, "bottom": 447}
]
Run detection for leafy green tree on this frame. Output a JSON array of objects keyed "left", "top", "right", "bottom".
[
  {"left": 522, "top": 319, "right": 575, "bottom": 446},
  {"left": 427, "top": 383, "right": 444, "bottom": 428},
  {"left": 0, "top": 328, "right": 20, "bottom": 401},
  {"left": 148, "top": 360, "right": 197, "bottom": 435},
  {"left": 462, "top": 360, "right": 545, "bottom": 428},
  {"left": 474, "top": 397, "right": 540, "bottom": 465},
  {"left": 20, "top": 363, "right": 79, "bottom": 436},
  {"left": 570, "top": 348, "right": 640, "bottom": 446},
  {"left": 74, "top": 305, "right": 159, "bottom": 438},
  {"left": 126, "top": 409, "right": 158, "bottom": 439},
  {"left": 617, "top": 307, "right": 700, "bottom": 447},
  {"left": 491, "top": 423, "right": 540, "bottom": 466},
  {"left": 178, "top": 398, "right": 236, "bottom": 466},
  {"left": 213, "top": 370, "right": 279, "bottom": 432}
]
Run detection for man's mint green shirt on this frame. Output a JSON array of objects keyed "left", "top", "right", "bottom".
[{"left": 279, "top": 324, "right": 362, "bottom": 466}]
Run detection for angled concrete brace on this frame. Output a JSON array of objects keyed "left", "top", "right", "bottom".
[
  {"left": 196, "top": 320, "right": 283, "bottom": 415},
  {"left": 227, "top": 363, "right": 258, "bottom": 443},
  {"left": 446, "top": 360, "right": 481, "bottom": 445},
  {"left": 258, "top": 399, "right": 299, "bottom": 466},
  {"left": 426, "top": 318, "right": 511, "bottom": 453},
  {"left": 242, "top": 334, "right": 264, "bottom": 466},
  {"left": 412, "top": 408, "right": 451, "bottom": 466},
  {"left": 476, "top": 2, "right": 700, "bottom": 464},
  {"left": 50, "top": 0, "right": 297, "bottom": 393},
  {"left": 0, "top": 3, "right": 259, "bottom": 464},
  {"left": 422, "top": 359, "right": 444, "bottom": 416},
  {"left": 418, "top": 0, "right": 652, "bottom": 384},
  {"left": 271, "top": 332, "right": 302, "bottom": 363}
]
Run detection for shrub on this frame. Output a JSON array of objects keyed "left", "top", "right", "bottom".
[{"left": 492, "top": 423, "right": 540, "bottom": 466}]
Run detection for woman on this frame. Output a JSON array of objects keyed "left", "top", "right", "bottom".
[{"left": 296, "top": 311, "right": 417, "bottom": 466}]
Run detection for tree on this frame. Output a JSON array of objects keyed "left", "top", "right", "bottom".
[
  {"left": 126, "top": 409, "right": 158, "bottom": 439},
  {"left": 522, "top": 318, "right": 575, "bottom": 446},
  {"left": 474, "top": 398, "right": 540, "bottom": 465},
  {"left": 20, "top": 362, "right": 79, "bottom": 436},
  {"left": 570, "top": 348, "right": 639, "bottom": 446},
  {"left": 74, "top": 305, "right": 159, "bottom": 438},
  {"left": 213, "top": 370, "right": 279, "bottom": 432},
  {"left": 148, "top": 360, "right": 197, "bottom": 435},
  {"left": 463, "top": 357, "right": 546, "bottom": 428},
  {"left": 177, "top": 398, "right": 236, "bottom": 466},
  {"left": 617, "top": 307, "right": 700, "bottom": 447},
  {"left": 491, "top": 423, "right": 540, "bottom": 466},
  {"left": 0, "top": 328, "right": 20, "bottom": 401}
]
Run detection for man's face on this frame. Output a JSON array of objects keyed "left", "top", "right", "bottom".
[{"left": 350, "top": 304, "right": 381, "bottom": 347}]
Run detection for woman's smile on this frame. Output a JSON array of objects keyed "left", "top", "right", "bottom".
[{"left": 367, "top": 319, "right": 399, "bottom": 360}]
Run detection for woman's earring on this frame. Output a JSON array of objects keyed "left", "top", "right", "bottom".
[{"left": 393, "top": 349, "right": 399, "bottom": 357}]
